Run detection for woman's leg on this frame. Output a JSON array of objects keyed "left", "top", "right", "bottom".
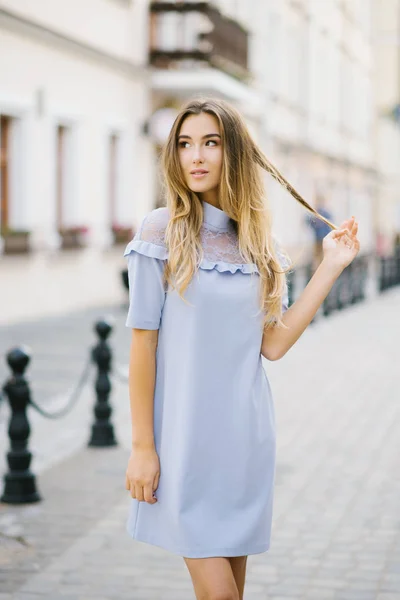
[
  {"left": 228, "top": 556, "right": 248, "bottom": 600},
  {"left": 183, "top": 556, "right": 240, "bottom": 600}
]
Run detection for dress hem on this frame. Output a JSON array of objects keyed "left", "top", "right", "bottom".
[{"left": 126, "top": 526, "right": 270, "bottom": 558}]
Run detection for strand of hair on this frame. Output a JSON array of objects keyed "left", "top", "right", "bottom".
[{"left": 253, "top": 148, "right": 337, "bottom": 231}]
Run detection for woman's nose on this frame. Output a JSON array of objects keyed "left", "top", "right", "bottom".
[{"left": 192, "top": 145, "right": 204, "bottom": 163}]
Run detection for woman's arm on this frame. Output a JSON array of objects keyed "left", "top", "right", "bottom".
[
  {"left": 261, "top": 259, "right": 342, "bottom": 360},
  {"left": 125, "top": 328, "right": 160, "bottom": 504},
  {"left": 261, "top": 217, "right": 360, "bottom": 361},
  {"left": 128, "top": 328, "right": 159, "bottom": 450}
]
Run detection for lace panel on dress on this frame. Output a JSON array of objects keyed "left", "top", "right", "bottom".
[
  {"left": 138, "top": 209, "right": 250, "bottom": 265},
  {"left": 137, "top": 207, "right": 288, "bottom": 269}
]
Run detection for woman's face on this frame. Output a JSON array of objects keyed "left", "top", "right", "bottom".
[{"left": 177, "top": 112, "right": 223, "bottom": 203}]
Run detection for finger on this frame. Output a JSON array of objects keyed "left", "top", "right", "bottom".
[
  {"left": 135, "top": 484, "right": 144, "bottom": 502},
  {"left": 144, "top": 483, "right": 157, "bottom": 504},
  {"left": 331, "top": 229, "right": 348, "bottom": 239},
  {"left": 125, "top": 474, "right": 130, "bottom": 490},
  {"left": 153, "top": 471, "right": 160, "bottom": 492},
  {"left": 337, "top": 222, "right": 349, "bottom": 232},
  {"left": 130, "top": 482, "right": 136, "bottom": 500},
  {"left": 338, "top": 218, "right": 353, "bottom": 230}
]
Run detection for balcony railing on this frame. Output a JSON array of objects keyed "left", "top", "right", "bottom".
[{"left": 149, "top": 2, "right": 249, "bottom": 80}]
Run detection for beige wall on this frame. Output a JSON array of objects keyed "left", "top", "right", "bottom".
[
  {"left": 373, "top": 0, "right": 400, "bottom": 244},
  {"left": 373, "top": 0, "right": 400, "bottom": 109},
  {"left": 0, "top": 0, "right": 149, "bottom": 64}
]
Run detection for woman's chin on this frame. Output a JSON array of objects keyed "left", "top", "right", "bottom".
[{"left": 187, "top": 183, "right": 215, "bottom": 194}]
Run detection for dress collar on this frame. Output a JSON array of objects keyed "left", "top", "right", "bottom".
[{"left": 202, "top": 200, "right": 232, "bottom": 231}]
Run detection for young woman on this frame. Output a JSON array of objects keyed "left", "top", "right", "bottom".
[{"left": 124, "top": 98, "right": 360, "bottom": 599}]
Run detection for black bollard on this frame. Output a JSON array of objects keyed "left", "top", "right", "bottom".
[
  {"left": 1, "top": 347, "right": 41, "bottom": 504},
  {"left": 380, "top": 257, "right": 388, "bottom": 291},
  {"left": 378, "top": 257, "right": 383, "bottom": 292},
  {"left": 395, "top": 247, "right": 400, "bottom": 285},
  {"left": 88, "top": 319, "right": 118, "bottom": 448},
  {"left": 390, "top": 255, "right": 397, "bottom": 288},
  {"left": 121, "top": 268, "right": 129, "bottom": 293},
  {"left": 322, "top": 293, "right": 332, "bottom": 317},
  {"left": 395, "top": 246, "right": 400, "bottom": 285}
]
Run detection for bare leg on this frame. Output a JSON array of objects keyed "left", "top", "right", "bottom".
[
  {"left": 183, "top": 556, "right": 240, "bottom": 600},
  {"left": 228, "top": 556, "right": 248, "bottom": 600}
]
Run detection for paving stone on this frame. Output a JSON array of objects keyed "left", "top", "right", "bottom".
[
  {"left": 305, "top": 590, "right": 336, "bottom": 599},
  {"left": 334, "top": 592, "right": 377, "bottom": 600}
]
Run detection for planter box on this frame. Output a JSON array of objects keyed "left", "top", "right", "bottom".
[
  {"left": 112, "top": 226, "right": 134, "bottom": 245},
  {"left": 2, "top": 232, "right": 31, "bottom": 255},
  {"left": 59, "top": 228, "right": 88, "bottom": 249}
]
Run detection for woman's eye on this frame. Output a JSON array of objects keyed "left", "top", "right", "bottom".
[{"left": 178, "top": 140, "right": 218, "bottom": 148}]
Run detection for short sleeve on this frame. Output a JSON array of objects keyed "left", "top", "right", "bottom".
[{"left": 123, "top": 208, "right": 169, "bottom": 330}]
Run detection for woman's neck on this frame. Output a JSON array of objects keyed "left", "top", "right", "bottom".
[{"left": 199, "top": 189, "right": 220, "bottom": 210}]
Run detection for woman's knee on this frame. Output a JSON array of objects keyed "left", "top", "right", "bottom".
[{"left": 183, "top": 556, "right": 240, "bottom": 600}]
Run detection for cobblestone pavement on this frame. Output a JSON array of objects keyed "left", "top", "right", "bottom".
[{"left": 0, "top": 288, "right": 399, "bottom": 599}]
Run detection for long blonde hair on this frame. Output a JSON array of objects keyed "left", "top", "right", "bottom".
[{"left": 160, "top": 98, "right": 336, "bottom": 329}]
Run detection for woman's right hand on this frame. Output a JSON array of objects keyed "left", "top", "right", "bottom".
[{"left": 125, "top": 447, "right": 160, "bottom": 504}]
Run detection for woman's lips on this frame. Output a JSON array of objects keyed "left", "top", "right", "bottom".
[{"left": 191, "top": 172, "right": 209, "bottom": 178}]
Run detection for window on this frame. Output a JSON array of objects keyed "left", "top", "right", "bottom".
[
  {"left": 109, "top": 133, "right": 119, "bottom": 226},
  {"left": 56, "top": 125, "right": 66, "bottom": 230},
  {"left": 55, "top": 123, "right": 75, "bottom": 234},
  {"left": 0, "top": 116, "right": 11, "bottom": 232}
]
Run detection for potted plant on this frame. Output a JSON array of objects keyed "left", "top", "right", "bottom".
[
  {"left": 0, "top": 227, "right": 31, "bottom": 254},
  {"left": 112, "top": 223, "right": 135, "bottom": 245},
  {"left": 58, "top": 225, "right": 90, "bottom": 249}
]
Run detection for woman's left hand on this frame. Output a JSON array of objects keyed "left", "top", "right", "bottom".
[{"left": 322, "top": 216, "right": 360, "bottom": 271}]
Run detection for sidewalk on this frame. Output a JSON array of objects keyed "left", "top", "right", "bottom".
[{"left": 1, "top": 288, "right": 399, "bottom": 599}]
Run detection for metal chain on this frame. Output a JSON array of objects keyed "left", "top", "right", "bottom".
[
  {"left": 0, "top": 355, "right": 128, "bottom": 423},
  {"left": 28, "top": 356, "right": 93, "bottom": 419}
]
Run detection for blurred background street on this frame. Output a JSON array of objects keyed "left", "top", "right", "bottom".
[{"left": 1, "top": 0, "right": 400, "bottom": 598}]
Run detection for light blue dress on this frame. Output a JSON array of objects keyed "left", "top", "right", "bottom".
[{"left": 124, "top": 200, "right": 288, "bottom": 558}]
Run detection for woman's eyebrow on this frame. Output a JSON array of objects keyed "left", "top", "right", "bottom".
[{"left": 177, "top": 133, "right": 221, "bottom": 140}]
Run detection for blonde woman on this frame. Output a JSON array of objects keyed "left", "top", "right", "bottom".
[{"left": 124, "top": 98, "right": 359, "bottom": 599}]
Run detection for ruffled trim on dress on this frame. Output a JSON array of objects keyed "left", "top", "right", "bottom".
[
  {"left": 198, "top": 258, "right": 259, "bottom": 274},
  {"left": 124, "top": 239, "right": 168, "bottom": 261},
  {"left": 123, "top": 239, "right": 259, "bottom": 275}
]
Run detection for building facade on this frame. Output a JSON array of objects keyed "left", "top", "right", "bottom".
[
  {"left": 0, "top": 0, "right": 398, "bottom": 323},
  {"left": 250, "top": 0, "right": 377, "bottom": 262},
  {"left": 0, "top": 0, "right": 152, "bottom": 323},
  {"left": 372, "top": 0, "right": 400, "bottom": 252},
  {"left": 145, "top": 0, "right": 380, "bottom": 261}
]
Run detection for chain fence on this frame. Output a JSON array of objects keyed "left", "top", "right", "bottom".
[
  {"left": 0, "top": 356, "right": 130, "bottom": 425},
  {"left": 27, "top": 356, "right": 93, "bottom": 420}
]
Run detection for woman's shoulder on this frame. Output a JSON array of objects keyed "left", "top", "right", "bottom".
[
  {"left": 123, "top": 207, "right": 169, "bottom": 260},
  {"left": 137, "top": 206, "right": 170, "bottom": 246}
]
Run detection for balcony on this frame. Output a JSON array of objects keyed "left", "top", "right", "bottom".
[{"left": 149, "top": 2, "right": 249, "bottom": 81}]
